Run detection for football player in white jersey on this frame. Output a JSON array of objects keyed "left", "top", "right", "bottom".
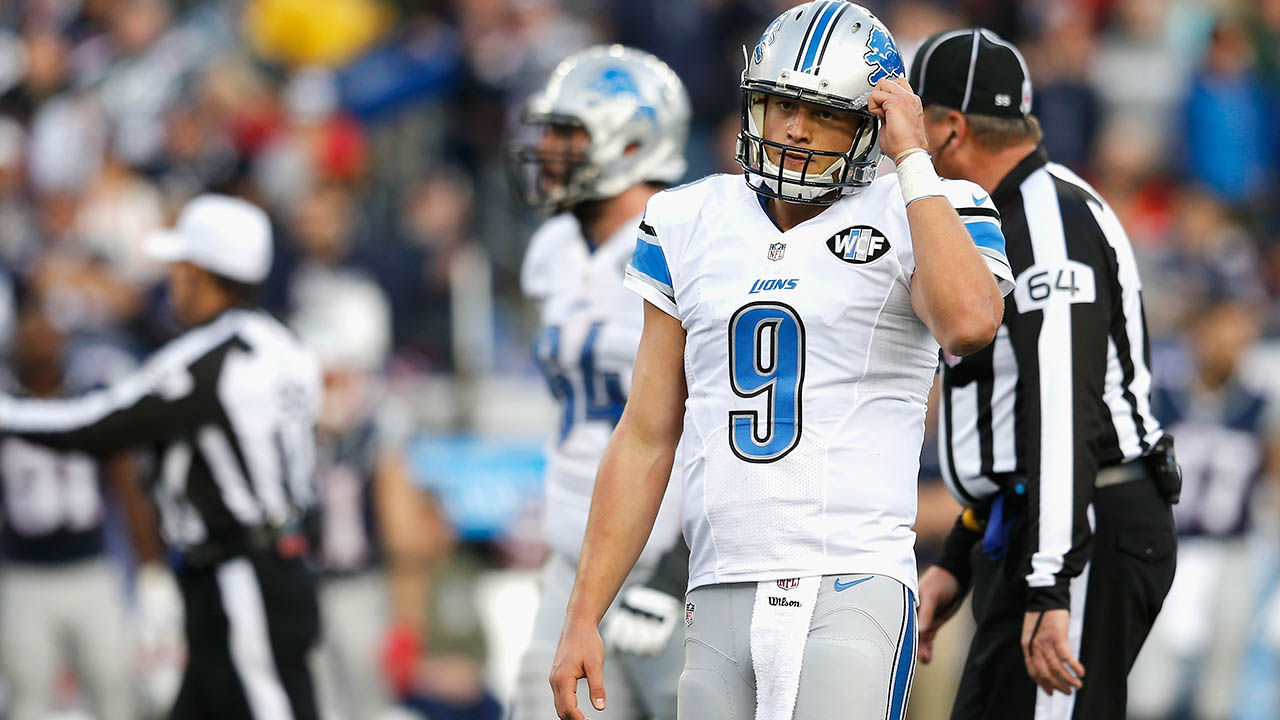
[
  {"left": 508, "top": 45, "right": 692, "bottom": 720},
  {"left": 549, "top": 4, "right": 1014, "bottom": 720}
]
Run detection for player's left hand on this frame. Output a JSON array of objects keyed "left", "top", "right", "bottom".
[
  {"left": 550, "top": 619, "right": 607, "bottom": 720},
  {"left": 1020, "top": 609, "right": 1085, "bottom": 694},
  {"left": 603, "top": 586, "right": 681, "bottom": 656},
  {"left": 866, "top": 77, "right": 928, "bottom": 163}
]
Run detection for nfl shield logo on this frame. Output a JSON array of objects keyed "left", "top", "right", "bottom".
[
  {"left": 685, "top": 602, "right": 695, "bottom": 626},
  {"left": 777, "top": 578, "right": 799, "bottom": 591},
  {"left": 768, "top": 242, "right": 786, "bottom": 261}
]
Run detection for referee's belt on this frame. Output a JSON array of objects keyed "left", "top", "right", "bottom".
[
  {"left": 984, "top": 456, "right": 1149, "bottom": 496},
  {"left": 179, "top": 525, "right": 310, "bottom": 570},
  {"left": 968, "top": 457, "right": 1149, "bottom": 561},
  {"left": 1095, "top": 457, "right": 1150, "bottom": 488}
]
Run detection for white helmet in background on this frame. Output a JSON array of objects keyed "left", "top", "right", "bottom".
[
  {"left": 737, "top": 1, "right": 905, "bottom": 204},
  {"left": 291, "top": 272, "right": 392, "bottom": 433},
  {"left": 509, "top": 44, "right": 691, "bottom": 209},
  {"left": 290, "top": 272, "right": 391, "bottom": 372}
]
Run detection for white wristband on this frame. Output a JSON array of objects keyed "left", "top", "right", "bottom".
[{"left": 896, "top": 150, "right": 945, "bottom": 206}]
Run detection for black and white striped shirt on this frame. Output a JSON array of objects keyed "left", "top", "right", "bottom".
[
  {"left": 0, "top": 309, "right": 322, "bottom": 554},
  {"left": 939, "top": 147, "right": 1163, "bottom": 610}
]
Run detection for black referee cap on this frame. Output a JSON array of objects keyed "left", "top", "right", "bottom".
[{"left": 909, "top": 28, "right": 1032, "bottom": 118}]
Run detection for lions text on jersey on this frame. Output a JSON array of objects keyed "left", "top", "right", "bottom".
[
  {"left": 522, "top": 213, "right": 682, "bottom": 564},
  {"left": 624, "top": 173, "right": 1013, "bottom": 594}
]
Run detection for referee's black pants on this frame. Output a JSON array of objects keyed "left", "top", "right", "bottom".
[
  {"left": 951, "top": 475, "right": 1177, "bottom": 720},
  {"left": 169, "top": 551, "right": 320, "bottom": 720}
]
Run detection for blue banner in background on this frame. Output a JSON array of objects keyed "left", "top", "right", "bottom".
[{"left": 409, "top": 436, "right": 545, "bottom": 541}]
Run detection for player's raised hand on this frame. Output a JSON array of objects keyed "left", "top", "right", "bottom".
[
  {"left": 550, "top": 620, "right": 607, "bottom": 719},
  {"left": 1021, "top": 609, "right": 1085, "bottom": 695},
  {"left": 917, "top": 565, "right": 964, "bottom": 664},
  {"left": 866, "top": 77, "right": 929, "bottom": 163}
]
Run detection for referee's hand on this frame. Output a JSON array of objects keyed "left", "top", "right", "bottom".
[{"left": 1021, "top": 610, "right": 1085, "bottom": 694}]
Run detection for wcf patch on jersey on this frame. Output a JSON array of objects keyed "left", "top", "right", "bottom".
[{"left": 826, "top": 225, "right": 891, "bottom": 265}]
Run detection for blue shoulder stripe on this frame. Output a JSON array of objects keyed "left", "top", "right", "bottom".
[
  {"left": 965, "top": 221, "right": 1006, "bottom": 257},
  {"left": 630, "top": 235, "right": 672, "bottom": 288}
]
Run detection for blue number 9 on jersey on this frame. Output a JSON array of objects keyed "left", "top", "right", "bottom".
[{"left": 728, "top": 302, "right": 806, "bottom": 462}]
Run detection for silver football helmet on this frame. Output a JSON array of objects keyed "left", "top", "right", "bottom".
[
  {"left": 737, "top": 1, "right": 905, "bottom": 204},
  {"left": 509, "top": 45, "right": 691, "bottom": 210}
]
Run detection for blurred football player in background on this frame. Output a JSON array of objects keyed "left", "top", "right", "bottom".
[
  {"left": 0, "top": 300, "right": 160, "bottom": 720},
  {"left": 1129, "top": 295, "right": 1276, "bottom": 720},
  {"left": 551, "top": 4, "right": 1011, "bottom": 719},
  {"left": 292, "top": 274, "right": 442, "bottom": 720},
  {"left": 507, "top": 44, "right": 692, "bottom": 720}
]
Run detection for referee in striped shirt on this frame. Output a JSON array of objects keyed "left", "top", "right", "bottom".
[
  {"left": 0, "top": 195, "right": 324, "bottom": 719},
  {"left": 907, "top": 30, "right": 1179, "bottom": 719}
]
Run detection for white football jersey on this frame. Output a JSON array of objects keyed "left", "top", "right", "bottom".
[
  {"left": 624, "top": 173, "right": 1013, "bottom": 594},
  {"left": 522, "top": 212, "right": 683, "bottom": 564}
]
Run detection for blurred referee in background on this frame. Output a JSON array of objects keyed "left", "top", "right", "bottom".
[
  {"left": 908, "top": 29, "right": 1180, "bottom": 719},
  {"left": 0, "top": 194, "right": 324, "bottom": 720}
]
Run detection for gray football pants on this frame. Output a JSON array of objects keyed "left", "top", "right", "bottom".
[
  {"left": 680, "top": 573, "right": 916, "bottom": 720},
  {"left": 0, "top": 557, "right": 135, "bottom": 720},
  {"left": 511, "top": 552, "right": 682, "bottom": 720},
  {"left": 315, "top": 570, "right": 396, "bottom": 720}
]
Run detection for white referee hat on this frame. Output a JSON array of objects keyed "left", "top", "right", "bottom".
[{"left": 146, "top": 194, "right": 273, "bottom": 284}]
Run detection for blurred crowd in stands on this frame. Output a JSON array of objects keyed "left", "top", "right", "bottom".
[
  {"left": 0, "top": 0, "right": 1275, "bottom": 718},
  {"left": 0, "top": 0, "right": 1274, "bottom": 371}
]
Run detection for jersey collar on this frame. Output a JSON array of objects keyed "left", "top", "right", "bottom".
[
  {"left": 991, "top": 145, "right": 1049, "bottom": 207},
  {"left": 751, "top": 189, "right": 849, "bottom": 235},
  {"left": 756, "top": 193, "right": 783, "bottom": 232}
]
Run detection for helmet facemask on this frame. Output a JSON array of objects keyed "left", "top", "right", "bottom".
[
  {"left": 507, "top": 112, "right": 599, "bottom": 211},
  {"left": 737, "top": 87, "right": 881, "bottom": 206}
]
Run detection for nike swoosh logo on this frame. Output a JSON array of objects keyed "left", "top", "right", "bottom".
[
  {"left": 972, "top": 193, "right": 988, "bottom": 206},
  {"left": 833, "top": 576, "right": 873, "bottom": 592}
]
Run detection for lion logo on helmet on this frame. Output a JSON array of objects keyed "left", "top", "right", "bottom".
[
  {"left": 864, "top": 24, "right": 904, "bottom": 85},
  {"left": 590, "top": 67, "right": 657, "bottom": 125}
]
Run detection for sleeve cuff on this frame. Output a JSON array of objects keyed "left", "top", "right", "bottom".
[
  {"left": 1025, "top": 580, "right": 1072, "bottom": 612},
  {"left": 981, "top": 249, "right": 1015, "bottom": 297},
  {"left": 623, "top": 268, "right": 679, "bottom": 319}
]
